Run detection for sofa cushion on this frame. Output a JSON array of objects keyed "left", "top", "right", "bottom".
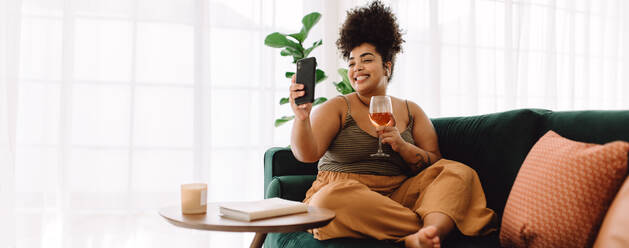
[
  {"left": 500, "top": 130, "right": 629, "bottom": 248},
  {"left": 431, "top": 109, "right": 548, "bottom": 221},
  {"left": 265, "top": 230, "right": 500, "bottom": 248},
  {"left": 266, "top": 232, "right": 400, "bottom": 248},
  {"left": 594, "top": 177, "right": 629, "bottom": 248}
]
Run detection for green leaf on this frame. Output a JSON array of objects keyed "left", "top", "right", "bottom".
[
  {"left": 286, "top": 12, "right": 321, "bottom": 43},
  {"left": 264, "top": 32, "right": 290, "bottom": 48},
  {"left": 285, "top": 35, "right": 300, "bottom": 43},
  {"left": 339, "top": 68, "right": 354, "bottom": 94},
  {"left": 285, "top": 72, "right": 295, "bottom": 78},
  {"left": 287, "top": 44, "right": 305, "bottom": 62},
  {"left": 274, "top": 115, "right": 295, "bottom": 127},
  {"left": 280, "top": 44, "right": 305, "bottom": 63},
  {"left": 287, "top": 13, "right": 322, "bottom": 60},
  {"left": 313, "top": 97, "right": 327, "bottom": 106},
  {"left": 338, "top": 68, "right": 350, "bottom": 85},
  {"left": 315, "top": 69, "right": 327, "bottom": 84},
  {"left": 334, "top": 81, "right": 352, "bottom": 95},
  {"left": 333, "top": 81, "right": 344, "bottom": 93},
  {"left": 333, "top": 68, "right": 355, "bottom": 95},
  {"left": 265, "top": 32, "right": 305, "bottom": 61},
  {"left": 304, "top": 39, "right": 322, "bottom": 58},
  {"left": 283, "top": 46, "right": 303, "bottom": 59},
  {"left": 301, "top": 12, "right": 321, "bottom": 38},
  {"left": 288, "top": 33, "right": 306, "bottom": 43},
  {"left": 340, "top": 83, "right": 354, "bottom": 94},
  {"left": 279, "top": 97, "right": 289, "bottom": 105}
]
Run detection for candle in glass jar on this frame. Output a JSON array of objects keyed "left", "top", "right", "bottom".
[{"left": 181, "top": 183, "right": 207, "bottom": 214}]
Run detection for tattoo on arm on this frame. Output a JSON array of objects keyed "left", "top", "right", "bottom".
[
  {"left": 413, "top": 151, "right": 431, "bottom": 169},
  {"left": 425, "top": 151, "right": 432, "bottom": 165}
]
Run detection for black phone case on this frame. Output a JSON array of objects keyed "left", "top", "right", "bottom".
[{"left": 295, "top": 57, "right": 316, "bottom": 105}]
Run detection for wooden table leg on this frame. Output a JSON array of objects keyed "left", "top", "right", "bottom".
[{"left": 250, "top": 232, "right": 267, "bottom": 248}]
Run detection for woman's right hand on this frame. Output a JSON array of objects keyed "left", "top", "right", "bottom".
[{"left": 289, "top": 74, "right": 312, "bottom": 121}]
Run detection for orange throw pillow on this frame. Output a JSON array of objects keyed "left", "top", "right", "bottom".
[{"left": 500, "top": 130, "right": 629, "bottom": 248}]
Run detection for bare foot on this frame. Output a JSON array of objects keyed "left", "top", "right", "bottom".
[{"left": 404, "top": 225, "right": 441, "bottom": 248}]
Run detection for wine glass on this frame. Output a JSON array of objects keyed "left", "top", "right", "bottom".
[{"left": 368, "top": 96, "right": 393, "bottom": 158}]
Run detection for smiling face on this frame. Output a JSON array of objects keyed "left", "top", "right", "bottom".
[{"left": 348, "top": 43, "right": 392, "bottom": 95}]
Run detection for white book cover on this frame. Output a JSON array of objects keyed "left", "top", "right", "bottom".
[{"left": 219, "top": 198, "right": 308, "bottom": 221}]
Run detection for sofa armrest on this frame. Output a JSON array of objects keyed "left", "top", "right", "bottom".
[
  {"left": 264, "top": 147, "right": 318, "bottom": 198},
  {"left": 265, "top": 175, "right": 317, "bottom": 201}
]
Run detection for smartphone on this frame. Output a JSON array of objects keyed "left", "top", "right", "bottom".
[{"left": 295, "top": 57, "right": 316, "bottom": 105}]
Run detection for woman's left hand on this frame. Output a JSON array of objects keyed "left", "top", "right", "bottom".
[{"left": 376, "top": 125, "right": 408, "bottom": 153}]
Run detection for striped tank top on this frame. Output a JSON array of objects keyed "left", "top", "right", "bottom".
[{"left": 318, "top": 95, "right": 415, "bottom": 176}]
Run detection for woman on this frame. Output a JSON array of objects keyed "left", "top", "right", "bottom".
[{"left": 289, "top": 2, "right": 495, "bottom": 248}]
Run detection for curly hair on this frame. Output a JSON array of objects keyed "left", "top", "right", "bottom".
[{"left": 336, "top": 1, "right": 404, "bottom": 78}]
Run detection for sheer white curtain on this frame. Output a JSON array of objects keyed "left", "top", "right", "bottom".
[
  {"left": 9, "top": 0, "right": 305, "bottom": 247},
  {"left": 3, "top": 0, "right": 629, "bottom": 247},
  {"left": 383, "top": 0, "right": 629, "bottom": 117},
  {"left": 1, "top": 0, "right": 20, "bottom": 247}
]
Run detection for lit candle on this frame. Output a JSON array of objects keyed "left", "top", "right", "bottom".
[{"left": 181, "top": 183, "right": 207, "bottom": 214}]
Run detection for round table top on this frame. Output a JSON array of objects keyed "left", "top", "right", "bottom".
[{"left": 159, "top": 202, "right": 335, "bottom": 233}]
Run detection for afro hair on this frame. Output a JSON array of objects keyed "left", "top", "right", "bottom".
[{"left": 336, "top": 1, "right": 404, "bottom": 72}]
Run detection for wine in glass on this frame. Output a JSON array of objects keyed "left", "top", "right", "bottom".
[{"left": 368, "top": 95, "right": 393, "bottom": 158}]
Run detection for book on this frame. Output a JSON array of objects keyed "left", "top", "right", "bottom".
[{"left": 218, "top": 197, "right": 308, "bottom": 221}]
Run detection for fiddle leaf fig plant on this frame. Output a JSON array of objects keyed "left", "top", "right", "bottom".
[
  {"left": 265, "top": 12, "right": 328, "bottom": 127},
  {"left": 265, "top": 12, "right": 355, "bottom": 127}
]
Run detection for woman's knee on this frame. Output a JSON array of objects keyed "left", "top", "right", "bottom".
[
  {"left": 308, "top": 179, "right": 366, "bottom": 209},
  {"left": 440, "top": 160, "right": 477, "bottom": 183}
]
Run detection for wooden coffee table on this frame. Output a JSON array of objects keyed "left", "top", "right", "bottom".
[{"left": 159, "top": 202, "right": 335, "bottom": 248}]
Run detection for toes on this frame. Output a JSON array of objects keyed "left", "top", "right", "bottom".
[
  {"left": 432, "top": 236, "right": 440, "bottom": 246},
  {"left": 409, "top": 226, "right": 442, "bottom": 248},
  {"left": 423, "top": 225, "right": 438, "bottom": 238},
  {"left": 420, "top": 227, "right": 441, "bottom": 248},
  {"left": 404, "top": 233, "right": 419, "bottom": 248},
  {"left": 418, "top": 232, "right": 435, "bottom": 247}
]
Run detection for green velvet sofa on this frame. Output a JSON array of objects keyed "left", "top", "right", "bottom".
[{"left": 263, "top": 108, "right": 629, "bottom": 248}]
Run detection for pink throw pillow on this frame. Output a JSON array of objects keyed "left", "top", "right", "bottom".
[{"left": 500, "top": 130, "right": 629, "bottom": 248}]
